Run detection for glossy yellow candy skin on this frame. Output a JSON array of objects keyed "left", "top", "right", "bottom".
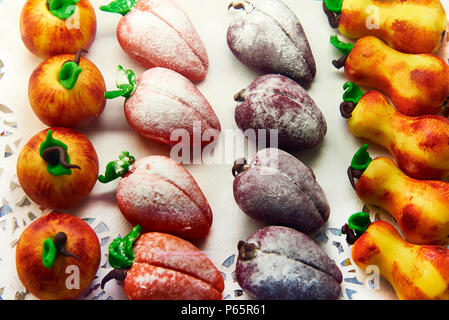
[
  {"left": 339, "top": 0, "right": 447, "bottom": 53},
  {"left": 352, "top": 221, "right": 449, "bottom": 300},
  {"left": 355, "top": 157, "right": 449, "bottom": 245},
  {"left": 348, "top": 90, "right": 449, "bottom": 180},
  {"left": 345, "top": 37, "right": 449, "bottom": 116}
]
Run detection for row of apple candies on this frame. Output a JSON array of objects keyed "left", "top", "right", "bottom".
[{"left": 322, "top": 0, "right": 449, "bottom": 300}]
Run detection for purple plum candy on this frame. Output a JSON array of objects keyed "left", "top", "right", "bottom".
[
  {"left": 233, "top": 148, "right": 330, "bottom": 234},
  {"left": 227, "top": 0, "right": 316, "bottom": 87},
  {"left": 236, "top": 226, "right": 342, "bottom": 300},
  {"left": 234, "top": 74, "right": 327, "bottom": 151}
]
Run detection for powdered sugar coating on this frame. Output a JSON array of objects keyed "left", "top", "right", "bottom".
[
  {"left": 125, "top": 68, "right": 220, "bottom": 146},
  {"left": 235, "top": 74, "right": 326, "bottom": 150},
  {"left": 117, "top": 0, "right": 208, "bottom": 81},
  {"left": 233, "top": 148, "right": 329, "bottom": 234},
  {"left": 124, "top": 232, "right": 223, "bottom": 300},
  {"left": 124, "top": 263, "right": 222, "bottom": 300},
  {"left": 116, "top": 156, "right": 213, "bottom": 239},
  {"left": 227, "top": 0, "right": 316, "bottom": 86},
  {"left": 235, "top": 226, "right": 342, "bottom": 300},
  {"left": 133, "top": 232, "right": 224, "bottom": 291}
]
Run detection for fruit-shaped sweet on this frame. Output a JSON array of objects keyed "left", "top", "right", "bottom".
[
  {"left": 16, "top": 212, "right": 101, "bottom": 300},
  {"left": 232, "top": 148, "right": 330, "bottom": 234},
  {"left": 323, "top": 0, "right": 447, "bottom": 54},
  {"left": 98, "top": 152, "right": 213, "bottom": 239},
  {"left": 227, "top": 0, "right": 316, "bottom": 87},
  {"left": 341, "top": 82, "right": 449, "bottom": 180},
  {"left": 104, "top": 66, "right": 220, "bottom": 147},
  {"left": 234, "top": 74, "right": 327, "bottom": 150},
  {"left": 101, "top": 226, "right": 224, "bottom": 300},
  {"left": 331, "top": 36, "right": 449, "bottom": 116},
  {"left": 17, "top": 128, "right": 99, "bottom": 209},
  {"left": 29, "top": 50, "right": 106, "bottom": 127},
  {"left": 100, "top": 0, "right": 208, "bottom": 82},
  {"left": 236, "top": 226, "right": 342, "bottom": 300},
  {"left": 20, "top": 0, "right": 97, "bottom": 58},
  {"left": 343, "top": 214, "right": 449, "bottom": 300},
  {"left": 347, "top": 145, "right": 449, "bottom": 245}
]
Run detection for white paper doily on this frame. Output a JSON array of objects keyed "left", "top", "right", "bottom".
[{"left": 0, "top": 0, "right": 447, "bottom": 300}]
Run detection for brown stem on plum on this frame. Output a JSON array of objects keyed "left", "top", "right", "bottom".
[
  {"left": 228, "top": 1, "right": 245, "bottom": 10},
  {"left": 237, "top": 240, "right": 258, "bottom": 261},
  {"left": 347, "top": 166, "right": 363, "bottom": 190},
  {"left": 234, "top": 89, "right": 247, "bottom": 102},
  {"left": 322, "top": 1, "right": 340, "bottom": 28},
  {"left": 332, "top": 55, "right": 348, "bottom": 69},
  {"left": 340, "top": 101, "right": 356, "bottom": 119},
  {"left": 53, "top": 232, "right": 80, "bottom": 260},
  {"left": 41, "top": 146, "right": 81, "bottom": 170},
  {"left": 341, "top": 223, "right": 359, "bottom": 245},
  {"left": 232, "top": 158, "right": 249, "bottom": 177},
  {"left": 101, "top": 269, "right": 128, "bottom": 290}
]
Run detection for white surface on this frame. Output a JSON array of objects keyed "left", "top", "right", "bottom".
[{"left": 0, "top": 0, "right": 447, "bottom": 300}]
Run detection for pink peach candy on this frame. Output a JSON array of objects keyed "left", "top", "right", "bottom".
[
  {"left": 124, "top": 67, "right": 221, "bottom": 147},
  {"left": 116, "top": 155, "right": 213, "bottom": 239},
  {"left": 116, "top": 0, "right": 209, "bottom": 81}
]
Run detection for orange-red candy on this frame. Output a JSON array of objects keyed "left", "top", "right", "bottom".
[{"left": 123, "top": 232, "right": 224, "bottom": 300}]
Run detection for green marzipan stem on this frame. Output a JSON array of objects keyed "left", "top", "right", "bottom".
[
  {"left": 343, "top": 81, "right": 364, "bottom": 104},
  {"left": 348, "top": 212, "right": 371, "bottom": 236},
  {"left": 104, "top": 65, "right": 138, "bottom": 99},
  {"left": 330, "top": 35, "right": 354, "bottom": 55},
  {"left": 42, "top": 238, "right": 58, "bottom": 269},
  {"left": 39, "top": 130, "right": 77, "bottom": 176},
  {"left": 108, "top": 225, "right": 142, "bottom": 269},
  {"left": 98, "top": 151, "right": 136, "bottom": 183},
  {"left": 59, "top": 49, "right": 87, "bottom": 90},
  {"left": 324, "top": 0, "right": 342, "bottom": 13},
  {"left": 351, "top": 144, "right": 372, "bottom": 172},
  {"left": 47, "top": 0, "right": 80, "bottom": 20},
  {"left": 99, "top": 0, "right": 137, "bottom": 16}
]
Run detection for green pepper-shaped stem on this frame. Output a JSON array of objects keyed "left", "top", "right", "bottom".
[
  {"left": 351, "top": 144, "right": 372, "bottom": 171},
  {"left": 341, "top": 212, "right": 372, "bottom": 245},
  {"left": 330, "top": 35, "right": 354, "bottom": 55},
  {"left": 40, "top": 130, "right": 80, "bottom": 176},
  {"left": 343, "top": 81, "right": 363, "bottom": 105},
  {"left": 42, "top": 232, "right": 80, "bottom": 269},
  {"left": 98, "top": 151, "right": 136, "bottom": 183},
  {"left": 59, "top": 49, "right": 87, "bottom": 90},
  {"left": 347, "top": 144, "right": 372, "bottom": 190},
  {"left": 324, "top": 0, "right": 342, "bottom": 13},
  {"left": 47, "top": 0, "right": 80, "bottom": 20},
  {"left": 348, "top": 212, "right": 371, "bottom": 236},
  {"left": 99, "top": 0, "right": 137, "bottom": 16},
  {"left": 108, "top": 225, "right": 142, "bottom": 269},
  {"left": 104, "top": 65, "right": 138, "bottom": 99},
  {"left": 340, "top": 82, "right": 364, "bottom": 118}
]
